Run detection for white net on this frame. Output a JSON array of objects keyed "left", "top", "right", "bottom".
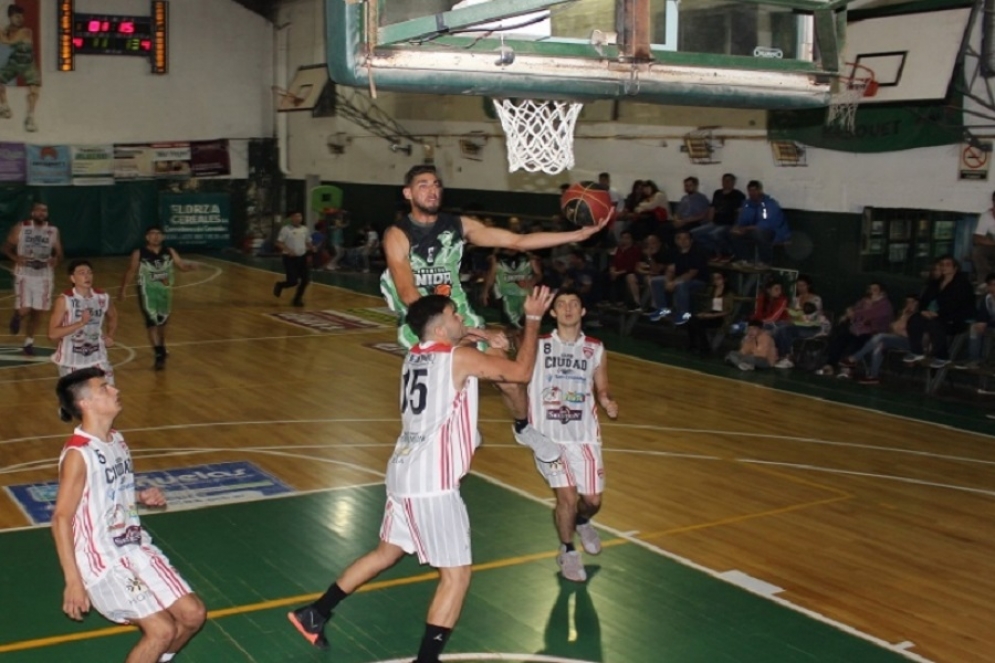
[
  {"left": 492, "top": 98, "right": 583, "bottom": 175},
  {"left": 825, "top": 77, "right": 870, "bottom": 133}
]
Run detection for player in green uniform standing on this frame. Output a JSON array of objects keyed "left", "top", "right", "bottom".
[
  {"left": 482, "top": 248, "right": 543, "bottom": 328},
  {"left": 381, "top": 165, "right": 608, "bottom": 458},
  {"left": 119, "top": 226, "right": 196, "bottom": 370}
]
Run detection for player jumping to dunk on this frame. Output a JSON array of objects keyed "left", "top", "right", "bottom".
[
  {"left": 289, "top": 286, "right": 556, "bottom": 661},
  {"left": 380, "top": 165, "right": 608, "bottom": 460}
]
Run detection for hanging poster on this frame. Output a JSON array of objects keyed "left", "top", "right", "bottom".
[
  {"left": 113, "top": 143, "right": 155, "bottom": 179},
  {"left": 0, "top": 142, "right": 26, "bottom": 182},
  {"left": 190, "top": 139, "right": 231, "bottom": 177},
  {"left": 159, "top": 192, "right": 231, "bottom": 249},
  {"left": 71, "top": 144, "right": 114, "bottom": 185},
  {"left": 26, "top": 144, "right": 70, "bottom": 185},
  {"left": 152, "top": 142, "right": 192, "bottom": 179}
]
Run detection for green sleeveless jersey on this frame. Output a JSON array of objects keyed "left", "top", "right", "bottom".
[{"left": 380, "top": 213, "right": 484, "bottom": 347}]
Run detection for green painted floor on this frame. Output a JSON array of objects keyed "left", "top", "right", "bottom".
[{"left": 0, "top": 476, "right": 911, "bottom": 662}]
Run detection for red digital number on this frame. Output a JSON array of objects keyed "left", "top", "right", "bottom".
[
  {"left": 101, "top": 21, "right": 110, "bottom": 32},
  {"left": 72, "top": 37, "right": 83, "bottom": 48},
  {"left": 119, "top": 21, "right": 134, "bottom": 34},
  {"left": 140, "top": 40, "right": 152, "bottom": 51},
  {"left": 87, "top": 20, "right": 101, "bottom": 32}
]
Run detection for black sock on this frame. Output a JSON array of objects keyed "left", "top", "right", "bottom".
[
  {"left": 312, "top": 583, "right": 348, "bottom": 620},
  {"left": 513, "top": 419, "right": 529, "bottom": 434},
  {"left": 415, "top": 623, "right": 452, "bottom": 663},
  {"left": 575, "top": 515, "right": 589, "bottom": 526},
  {"left": 155, "top": 345, "right": 165, "bottom": 358},
  {"left": 561, "top": 541, "right": 575, "bottom": 553}
]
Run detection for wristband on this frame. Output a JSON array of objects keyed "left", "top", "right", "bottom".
[{"left": 526, "top": 315, "right": 542, "bottom": 321}]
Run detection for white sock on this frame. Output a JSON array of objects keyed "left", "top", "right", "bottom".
[
  {"left": 159, "top": 654, "right": 175, "bottom": 662},
  {"left": 23, "top": 337, "right": 33, "bottom": 346}
]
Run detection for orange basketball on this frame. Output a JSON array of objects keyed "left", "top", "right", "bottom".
[{"left": 560, "top": 182, "right": 615, "bottom": 227}]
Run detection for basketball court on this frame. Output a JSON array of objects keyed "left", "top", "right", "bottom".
[{"left": 1, "top": 256, "right": 993, "bottom": 662}]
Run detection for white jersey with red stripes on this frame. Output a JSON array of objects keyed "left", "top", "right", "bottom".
[
  {"left": 529, "top": 330, "right": 604, "bottom": 445},
  {"left": 51, "top": 288, "right": 111, "bottom": 370},
  {"left": 58, "top": 427, "right": 156, "bottom": 586},
  {"left": 386, "top": 342, "right": 480, "bottom": 497},
  {"left": 14, "top": 221, "right": 58, "bottom": 279}
]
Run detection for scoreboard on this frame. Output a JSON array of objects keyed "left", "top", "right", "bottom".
[{"left": 58, "top": 1, "right": 169, "bottom": 74}]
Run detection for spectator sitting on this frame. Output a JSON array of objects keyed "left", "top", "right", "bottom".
[
  {"left": 817, "top": 281, "right": 894, "bottom": 377},
  {"left": 646, "top": 228, "right": 709, "bottom": 325},
  {"left": 730, "top": 180, "right": 790, "bottom": 268},
  {"left": 562, "top": 249, "right": 601, "bottom": 314},
  {"left": 955, "top": 272, "right": 995, "bottom": 369},
  {"left": 686, "top": 271, "right": 735, "bottom": 355},
  {"left": 608, "top": 230, "right": 643, "bottom": 310},
  {"left": 693, "top": 173, "right": 746, "bottom": 261},
  {"left": 903, "top": 255, "right": 977, "bottom": 368},
  {"left": 672, "top": 177, "right": 711, "bottom": 233},
  {"left": 626, "top": 234, "right": 667, "bottom": 313},
  {"left": 626, "top": 180, "right": 669, "bottom": 241},
  {"left": 772, "top": 274, "right": 830, "bottom": 367},
  {"left": 755, "top": 280, "right": 790, "bottom": 325},
  {"left": 844, "top": 294, "right": 920, "bottom": 385},
  {"left": 725, "top": 319, "right": 777, "bottom": 371}
]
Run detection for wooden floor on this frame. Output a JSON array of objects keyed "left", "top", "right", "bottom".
[{"left": 1, "top": 255, "right": 993, "bottom": 663}]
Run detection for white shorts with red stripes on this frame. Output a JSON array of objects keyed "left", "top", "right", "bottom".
[
  {"left": 86, "top": 545, "right": 192, "bottom": 624},
  {"left": 535, "top": 443, "right": 605, "bottom": 495},
  {"left": 380, "top": 491, "right": 471, "bottom": 568},
  {"left": 15, "top": 274, "right": 53, "bottom": 311}
]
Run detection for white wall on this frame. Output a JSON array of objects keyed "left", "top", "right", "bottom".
[
  {"left": 0, "top": 0, "right": 273, "bottom": 150},
  {"left": 280, "top": 0, "right": 992, "bottom": 216}
]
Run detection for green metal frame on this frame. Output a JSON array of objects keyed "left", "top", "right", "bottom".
[{"left": 326, "top": 0, "right": 843, "bottom": 109}]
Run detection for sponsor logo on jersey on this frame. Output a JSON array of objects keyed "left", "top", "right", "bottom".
[
  {"left": 541, "top": 386, "right": 562, "bottom": 405},
  {"left": 112, "top": 524, "right": 142, "bottom": 547},
  {"left": 105, "top": 455, "right": 134, "bottom": 485},
  {"left": 544, "top": 355, "right": 588, "bottom": 370},
  {"left": 414, "top": 267, "right": 453, "bottom": 289},
  {"left": 546, "top": 405, "right": 583, "bottom": 424},
  {"left": 582, "top": 346, "right": 594, "bottom": 359},
  {"left": 564, "top": 391, "right": 586, "bottom": 403}
]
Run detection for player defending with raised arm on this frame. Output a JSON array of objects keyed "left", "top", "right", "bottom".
[
  {"left": 51, "top": 367, "right": 206, "bottom": 663},
  {"left": 529, "top": 289, "right": 618, "bottom": 582},
  {"left": 119, "top": 226, "right": 195, "bottom": 370},
  {"left": 381, "top": 165, "right": 607, "bottom": 459},
  {"left": 49, "top": 260, "right": 118, "bottom": 383},
  {"left": 4, "top": 202, "right": 63, "bottom": 355},
  {"left": 288, "top": 286, "right": 556, "bottom": 662}
]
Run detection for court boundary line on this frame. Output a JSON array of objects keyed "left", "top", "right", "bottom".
[
  {"left": 470, "top": 471, "right": 934, "bottom": 663},
  {"left": 0, "top": 475, "right": 930, "bottom": 662}
]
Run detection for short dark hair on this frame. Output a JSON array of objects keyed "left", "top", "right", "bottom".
[
  {"left": 674, "top": 228, "right": 692, "bottom": 238},
  {"left": 67, "top": 259, "right": 92, "bottom": 275},
  {"left": 9, "top": 5, "right": 25, "bottom": 18},
  {"left": 747, "top": 318, "right": 763, "bottom": 328},
  {"left": 747, "top": 180, "right": 762, "bottom": 190},
  {"left": 684, "top": 177, "right": 699, "bottom": 186},
  {"left": 796, "top": 274, "right": 813, "bottom": 290},
  {"left": 404, "top": 165, "right": 439, "bottom": 187},
  {"left": 598, "top": 172, "right": 610, "bottom": 179},
  {"left": 722, "top": 173, "right": 736, "bottom": 180},
  {"left": 551, "top": 288, "right": 583, "bottom": 309},
  {"left": 406, "top": 295, "right": 452, "bottom": 341},
  {"left": 146, "top": 225, "right": 163, "bottom": 233},
  {"left": 56, "top": 367, "right": 106, "bottom": 422}
]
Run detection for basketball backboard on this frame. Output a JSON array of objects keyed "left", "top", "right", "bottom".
[
  {"left": 326, "top": 0, "right": 845, "bottom": 110},
  {"left": 841, "top": 6, "right": 971, "bottom": 104}
]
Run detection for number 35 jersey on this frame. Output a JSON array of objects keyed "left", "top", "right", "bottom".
[
  {"left": 386, "top": 342, "right": 480, "bottom": 497},
  {"left": 530, "top": 331, "right": 604, "bottom": 445}
]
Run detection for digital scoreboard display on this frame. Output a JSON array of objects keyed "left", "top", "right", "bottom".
[
  {"left": 58, "top": 1, "right": 169, "bottom": 74},
  {"left": 73, "top": 14, "right": 154, "bottom": 56}
]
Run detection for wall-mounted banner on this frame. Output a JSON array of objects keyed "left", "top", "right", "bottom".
[
  {"left": 190, "top": 139, "right": 231, "bottom": 177},
  {"left": 26, "top": 144, "right": 71, "bottom": 185},
  {"left": 152, "top": 142, "right": 192, "bottom": 179},
  {"left": 113, "top": 144, "right": 156, "bottom": 180},
  {"left": 71, "top": 145, "right": 114, "bottom": 186},
  {"left": 0, "top": 143, "right": 27, "bottom": 182},
  {"left": 159, "top": 192, "right": 231, "bottom": 249}
]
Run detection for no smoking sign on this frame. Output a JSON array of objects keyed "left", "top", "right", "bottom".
[{"left": 960, "top": 142, "right": 992, "bottom": 180}]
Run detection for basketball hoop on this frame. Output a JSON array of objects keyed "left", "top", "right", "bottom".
[
  {"left": 492, "top": 98, "right": 583, "bottom": 175},
  {"left": 825, "top": 63, "right": 878, "bottom": 133}
]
